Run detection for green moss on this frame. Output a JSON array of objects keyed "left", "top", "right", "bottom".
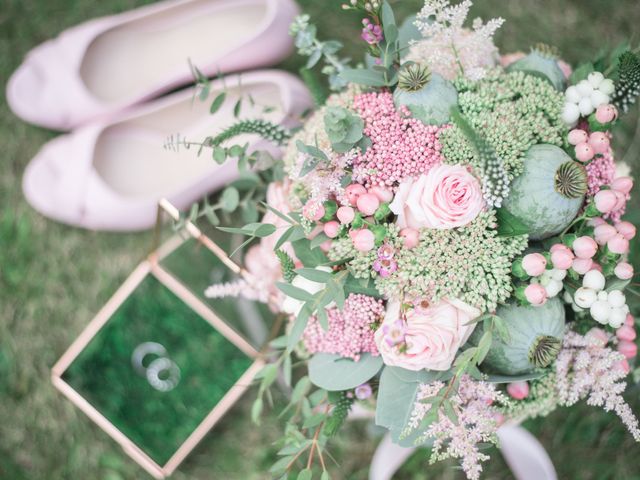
[{"left": 62, "top": 275, "right": 253, "bottom": 465}]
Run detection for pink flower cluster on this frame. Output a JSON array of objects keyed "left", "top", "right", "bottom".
[
  {"left": 585, "top": 147, "right": 616, "bottom": 197},
  {"left": 303, "top": 293, "right": 384, "bottom": 360},
  {"left": 351, "top": 92, "right": 446, "bottom": 188},
  {"left": 555, "top": 330, "right": 640, "bottom": 441},
  {"left": 406, "top": 375, "right": 507, "bottom": 480},
  {"left": 361, "top": 18, "right": 383, "bottom": 44}
]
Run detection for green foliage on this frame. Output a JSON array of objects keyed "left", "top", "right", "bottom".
[
  {"left": 289, "top": 14, "right": 351, "bottom": 91},
  {"left": 208, "top": 119, "right": 291, "bottom": 147},
  {"left": 308, "top": 353, "right": 383, "bottom": 391},
  {"left": 323, "top": 106, "right": 364, "bottom": 153},
  {"left": 276, "top": 250, "right": 297, "bottom": 283},
  {"left": 612, "top": 51, "right": 640, "bottom": 114},
  {"left": 299, "top": 67, "right": 329, "bottom": 106},
  {"left": 338, "top": 1, "right": 402, "bottom": 88},
  {"left": 323, "top": 391, "right": 355, "bottom": 437},
  {"left": 376, "top": 367, "right": 448, "bottom": 447},
  {"left": 495, "top": 207, "right": 530, "bottom": 237},
  {"left": 450, "top": 107, "right": 510, "bottom": 207}
]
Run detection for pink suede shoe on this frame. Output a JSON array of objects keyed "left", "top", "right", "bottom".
[
  {"left": 22, "top": 70, "right": 312, "bottom": 231},
  {"left": 7, "top": 0, "right": 298, "bottom": 130}
]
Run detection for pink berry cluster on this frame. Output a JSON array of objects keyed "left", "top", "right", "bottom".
[
  {"left": 592, "top": 177, "right": 633, "bottom": 222},
  {"left": 303, "top": 293, "right": 384, "bottom": 360},
  {"left": 514, "top": 217, "right": 635, "bottom": 307},
  {"left": 590, "top": 215, "right": 636, "bottom": 258},
  {"left": 351, "top": 91, "right": 446, "bottom": 189},
  {"left": 567, "top": 104, "right": 620, "bottom": 201},
  {"left": 304, "top": 182, "right": 395, "bottom": 253},
  {"left": 361, "top": 18, "right": 383, "bottom": 44},
  {"left": 568, "top": 128, "right": 611, "bottom": 163},
  {"left": 587, "top": 316, "right": 638, "bottom": 374}
]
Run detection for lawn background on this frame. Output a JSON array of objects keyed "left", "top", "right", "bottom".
[{"left": 2, "top": 0, "right": 640, "bottom": 478}]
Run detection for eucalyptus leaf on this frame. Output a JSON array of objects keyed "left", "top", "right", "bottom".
[
  {"left": 287, "top": 305, "right": 313, "bottom": 352},
  {"left": 220, "top": 187, "right": 239, "bottom": 212},
  {"left": 398, "top": 14, "right": 421, "bottom": 57},
  {"left": 308, "top": 353, "right": 383, "bottom": 391},
  {"left": 495, "top": 208, "right": 529, "bottom": 237},
  {"left": 295, "top": 268, "right": 333, "bottom": 283},
  {"left": 606, "top": 278, "right": 631, "bottom": 292},
  {"left": 213, "top": 146, "right": 227, "bottom": 164},
  {"left": 310, "top": 232, "right": 330, "bottom": 249},
  {"left": 375, "top": 366, "right": 442, "bottom": 446},
  {"left": 339, "top": 68, "right": 387, "bottom": 87},
  {"left": 306, "top": 48, "right": 323, "bottom": 69},
  {"left": 292, "top": 238, "right": 327, "bottom": 267},
  {"left": 209, "top": 92, "right": 226, "bottom": 114},
  {"left": 276, "top": 282, "right": 314, "bottom": 302}
]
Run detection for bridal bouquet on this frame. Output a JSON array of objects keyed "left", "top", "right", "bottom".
[{"left": 194, "top": 1, "right": 640, "bottom": 478}]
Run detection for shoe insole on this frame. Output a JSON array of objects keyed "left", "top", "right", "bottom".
[
  {"left": 80, "top": 0, "right": 268, "bottom": 102},
  {"left": 93, "top": 80, "right": 284, "bottom": 197}
]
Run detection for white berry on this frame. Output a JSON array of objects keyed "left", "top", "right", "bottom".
[
  {"left": 576, "top": 80, "right": 594, "bottom": 96},
  {"left": 597, "top": 290, "right": 609, "bottom": 302},
  {"left": 599, "top": 78, "right": 615, "bottom": 95},
  {"left": 552, "top": 269, "right": 567, "bottom": 281},
  {"left": 590, "top": 90, "right": 609, "bottom": 108},
  {"left": 545, "top": 279, "right": 563, "bottom": 297},
  {"left": 590, "top": 300, "right": 612, "bottom": 324},
  {"left": 587, "top": 72, "right": 605, "bottom": 88},
  {"left": 578, "top": 97, "right": 595, "bottom": 116},
  {"left": 565, "top": 86, "right": 581, "bottom": 103},
  {"left": 607, "top": 290, "right": 626, "bottom": 308},
  {"left": 609, "top": 308, "right": 627, "bottom": 328},
  {"left": 583, "top": 270, "right": 605, "bottom": 291},
  {"left": 562, "top": 103, "right": 581, "bottom": 124},
  {"left": 574, "top": 287, "right": 597, "bottom": 308}
]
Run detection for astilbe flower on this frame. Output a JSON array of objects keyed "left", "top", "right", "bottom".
[
  {"left": 586, "top": 143, "right": 616, "bottom": 197},
  {"left": 351, "top": 91, "right": 446, "bottom": 189},
  {"left": 329, "top": 212, "right": 527, "bottom": 311},
  {"left": 440, "top": 70, "right": 566, "bottom": 180},
  {"left": 584, "top": 143, "right": 626, "bottom": 221},
  {"left": 555, "top": 331, "right": 640, "bottom": 441},
  {"left": 405, "top": 375, "right": 508, "bottom": 480},
  {"left": 407, "top": 0, "right": 504, "bottom": 81},
  {"left": 303, "top": 293, "right": 384, "bottom": 360}
]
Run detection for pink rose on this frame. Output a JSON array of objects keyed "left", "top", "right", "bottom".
[
  {"left": 374, "top": 298, "right": 480, "bottom": 371},
  {"left": 389, "top": 165, "right": 484, "bottom": 230}
]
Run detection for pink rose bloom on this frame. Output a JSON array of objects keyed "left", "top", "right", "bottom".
[
  {"left": 374, "top": 298, "right": 480, "bottom": 371},
  {"left": 389, "top": 165, "right": 484, "bottom": 230}
]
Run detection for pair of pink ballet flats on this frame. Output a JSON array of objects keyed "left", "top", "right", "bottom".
[{"left": 9, "top": 0, "right": 312, "bottom": 231}]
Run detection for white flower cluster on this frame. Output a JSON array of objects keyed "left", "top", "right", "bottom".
[
  {"left": 569, "top": 270, "right": 629, "bottom": 327},
  {"left": 562, "top": 72, "right": 615, "bottom": 125},
  {"left": 531, "top": 268, "right": 566, "bottom": 298},
  {"left": 408, "top": 0, "right": 504, "bottom": 81}
]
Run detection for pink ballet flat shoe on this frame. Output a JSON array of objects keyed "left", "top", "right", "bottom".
[
  {"left": 7, "top": 0, "right": 298, "bottom": 130},
  {"left": 22, "top": 70, "right": 312, "bottom": 231}
]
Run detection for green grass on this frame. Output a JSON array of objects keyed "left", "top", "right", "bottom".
[{"left": 2, "top": 0, "right": 640, "bottom": 479}]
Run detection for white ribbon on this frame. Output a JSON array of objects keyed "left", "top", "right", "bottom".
[{"left": 368, "top": 425, "right": 557, "bottom": 480}]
